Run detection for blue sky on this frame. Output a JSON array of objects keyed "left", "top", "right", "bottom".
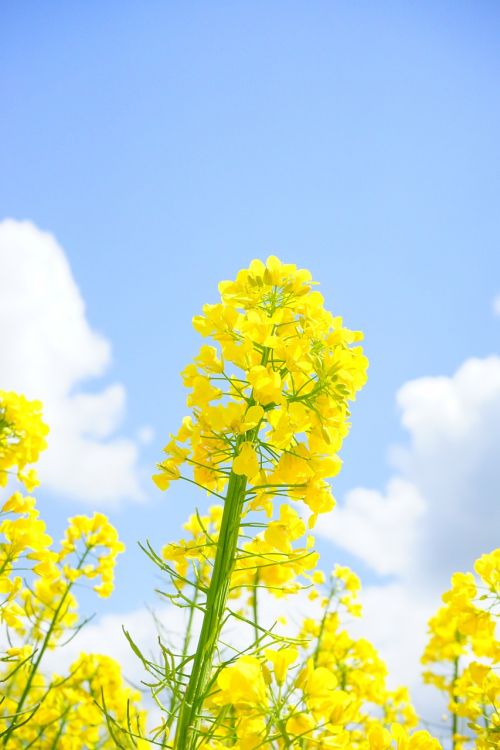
[{"left": 1, "top": 1, "right": 499, "bottom": 713}]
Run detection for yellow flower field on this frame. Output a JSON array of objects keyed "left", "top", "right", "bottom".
[{"left": 1, "top": 258, "right": 498, "bottom": 749}]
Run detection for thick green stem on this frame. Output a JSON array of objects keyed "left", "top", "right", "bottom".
[
  {"left": 173, "top": 469, "right": 248, "bottom": 750},
  {"left": 174, "top": 343, "right": 271, "bottom": 749}
]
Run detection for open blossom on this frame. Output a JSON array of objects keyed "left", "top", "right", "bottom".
[
  {"left": 264, "top": 645, "right": 298, "bottom": 684},
  {"left": 214, "top": 655, "right": 269, "bottom": 708}
]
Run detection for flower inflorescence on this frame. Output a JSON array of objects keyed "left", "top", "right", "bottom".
[{"left": 154, "top": 256, "right": 368, "bottom": 526}]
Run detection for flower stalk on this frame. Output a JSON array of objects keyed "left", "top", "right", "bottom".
[{"left": 174, "top": 465, "right": 248, "bottom": 749}]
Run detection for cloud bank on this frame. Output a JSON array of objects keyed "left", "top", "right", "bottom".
[
  {"left": 316, "top": 479, "right": 426, "bottom": 576},
  {"left": 0, "top": 218, "right": 144, "bottom": 506}
]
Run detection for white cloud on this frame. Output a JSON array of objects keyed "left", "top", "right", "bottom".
[
  {"left": 0, "top": 218, "right": 144, "bottom": 506},
  {"left": 353, "top": 584, "right": 428, "bottom": 687},
  {"left": 318, "top": 354, "right": 500, "bottom": 591},
  {"left": 393, "top": 355, "right": 500, "bottom": 586},
  {"left": 43, "top": 605, "right": 175, "bottom": 686},
  {"left": 492, "top": 294, "right": 500, "bottom": 316},
  {"left": 316, "top": 479, "right": 425, "bottom": 576}
]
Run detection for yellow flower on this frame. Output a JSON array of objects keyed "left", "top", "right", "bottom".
[
  {"left": 264, "top": 504, "right": 305, "bottom": 551},
  {"left": 247, "top": 365, "right": 283, "bottom": 406},
  {"left": 233, "top": 442, "right": 259, "bottom": 478},
  {"left": 215, "top": 656, "right": 268, "bottom": 708},
  {"left": 474, "top": 548, "right": 500, "bottom": 592},
  {"left": 286, "top": 711, "right": 315, "bottom": 738},
  {"left": 264, "top": 646, "right": 298, "bottom": 684},
  {"left": 301, "top": 665, "right": 338, "bottom": 718},
  {"left": 1, "top": 491, "right": 36, "bottom": 515}
]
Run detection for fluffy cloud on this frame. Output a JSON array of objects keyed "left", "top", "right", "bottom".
[
  {"left": 0, "top": 218, "right": 144, "bottom": 506},
  {"left": 318, "top": 355, "right": 500, "bottom": 592},
  {"left": 316, "top": 479, "right": 425, "bottom": 576},
  {"left": 394, "top": 355, "right": 500, "bottom": 586}
]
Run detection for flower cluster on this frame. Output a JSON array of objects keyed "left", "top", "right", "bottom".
[
  {"left": 0, "top": 390, "right": 49, "bottom": 491},
  {"left": 193, "top": 567, "right": 439, "bottom": 750},
  {"left": 59, "top": 512, "right": 126, "bottom": 597},
  {"left": 0, "top": 395, "right": 134, "bottom": 747},
  {"left": 422, "top": 549, "right": 500, "bottom": 749},
  {"left": 1, "top": 652, "right": 146, "bottom": 749},
  {"left": 154, "top": 256, "right": 368, "bottom": 525},
  {"left": 0, "top": 491, "right": 52, "bottom": 632}
]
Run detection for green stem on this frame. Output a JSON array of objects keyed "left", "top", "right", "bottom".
[
  {"left": 451, "top": 656, "right": 459, "bottom": 750},
  {"left": 312, "top": 584, "right": 336, "bottom": 667},
  {"left": 2, "top": 548, "right": 91, "bottom": 746},
  {"left": 173, "top": 468, "right": 248, "bottom": 750},
  {"left": 252, "top": 570, "right": 260, "bottom": 643},
  {"left": 173, "top": 344, "right": 271, "bottom": 749},
  {"left": 166, "top": 585, "right": 200, "bottom": 739},
  {"left": 48, "top": 709, "right": 69, "bottom": 749},
  {"left": 0, "top": 550, "right": 15, "bottom": 578}
]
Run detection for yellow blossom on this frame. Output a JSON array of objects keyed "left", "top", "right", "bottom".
[
  {"left": 215, "top": 656, "right": 268, "bottom": 708},
  {"left": 233, "top": 441, "right": 260, "bottom": 478}
]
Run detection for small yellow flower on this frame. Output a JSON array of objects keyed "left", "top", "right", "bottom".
[
  {"left": 215, "top": 656, "right": 268, "bottom": 708},
  {"left": 264, "top": 646, "right": 298, "bottom": 684},
  {"left": 232, "top": 442, "right": 259, "bottom": 478}
]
